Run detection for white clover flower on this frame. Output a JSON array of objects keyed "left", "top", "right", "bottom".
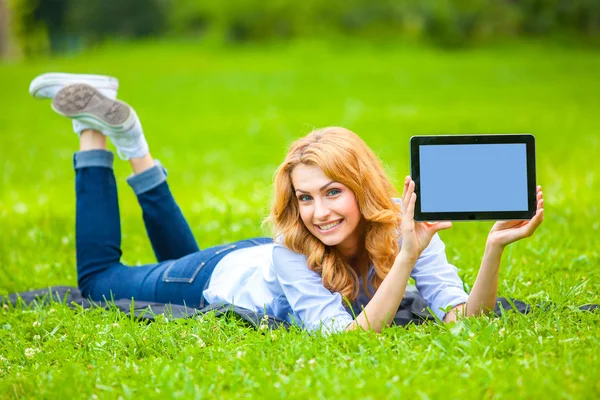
[
  {"left": 308, "top": 359, "right": 316, "bottom": 366},
  {"left": 2, "top": 304, "right": 8, "bottom": 311},
  {"left": 24, "top": 348, "right": 36, "bottom": 359},
  {"left": 499, "top": 328, "right": 506, "bottom": 336},
  {"left": 112, "top": 323, "right": 119, "bottom": 328},
  {"left": 236, "top": 351, "right": 245, "bottom": 359},
  {"left": 33, "top": 335, "right": 41, "bottom": 341},
  {"left": 197, "top": 339, "right": 206, "bottom": 348},
  {"left": 32, "top": 321, "right": 40, "bottom": 328},
  {"left": 469, "top": 332, "right": 475, "bottom": 338},
  {"left": 260, "top": 324, "right": 268, "bottom": 331}
]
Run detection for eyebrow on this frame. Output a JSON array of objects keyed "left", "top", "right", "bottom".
[{"left": 295, "top": 181, "right": 337, "bottom": 194}]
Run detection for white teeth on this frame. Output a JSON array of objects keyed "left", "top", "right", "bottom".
[{"left": 318, "top": 220, "right": 342, "bottom": 231}]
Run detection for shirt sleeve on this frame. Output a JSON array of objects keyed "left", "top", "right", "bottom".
[
  {"left": 272, "top": 244, "right": 354, "bottom": 334},
  {"left": 409, "top": 233, "right": 469, "bottom": 321}
]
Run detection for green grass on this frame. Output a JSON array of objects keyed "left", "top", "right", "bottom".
[{"left": 0, "top": 40, "right": 599, "bottom": 399}]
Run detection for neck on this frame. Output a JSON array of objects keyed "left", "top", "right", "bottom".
[{"left": 336, "top": 225, "right": 367, "bottom": 269}]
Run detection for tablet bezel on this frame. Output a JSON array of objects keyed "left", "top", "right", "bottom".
[{"left": 410, "top": 134, "right": 537, "bottom": 221}]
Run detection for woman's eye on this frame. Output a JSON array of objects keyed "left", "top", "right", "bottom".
[
  {"left": 327, "top": 189, "right": 341, "bottom": 196},
  {"left": 298, "top": 195, "right": 312, "bottom": 202}
]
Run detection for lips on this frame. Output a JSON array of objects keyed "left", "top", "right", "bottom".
[{"left": 316, "top": 219, "right": 343, "bottom": 232}]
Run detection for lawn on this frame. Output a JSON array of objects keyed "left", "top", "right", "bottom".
[{"left": 0, "top": 40, "right": 599, "bottom": 399}]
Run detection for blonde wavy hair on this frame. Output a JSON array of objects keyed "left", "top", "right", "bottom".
[{"left": 268, "top": 127, "right": 401, "bottom": 302}]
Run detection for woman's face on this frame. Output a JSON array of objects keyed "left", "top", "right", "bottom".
[{"left": 291, "top": 164, "right": 363, "bottom": 255}]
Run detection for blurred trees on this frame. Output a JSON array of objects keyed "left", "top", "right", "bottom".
[
  {"left": 167, "top": 0, "right": 600, "bottom": 45},
  {"left": 0, "top": 0, "right": 9, "bottom": 57},
  {"left": 3, "top": 0, "right": 600, "bottom": 58},
  {"left": 6, "top": 0, "right": 49, "bottom": 58}
]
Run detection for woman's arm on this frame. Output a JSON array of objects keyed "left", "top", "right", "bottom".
[
  {"left": 443, "top": 243, "right": 503, "bottom": 322},
  {"left": 464, "top": 242, "right": 504, "bottom": 317},
  {"left": 445, "top": 186, "right": 545, "bottom": 322},
  {"left": 348, "top": 176, "right": 453, "bottom": 332},
  {"left": 346, "top": 254, "right": 415, "bottom": 332}
]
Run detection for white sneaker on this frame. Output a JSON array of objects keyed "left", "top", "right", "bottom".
[
  {"left": 52, "top": 84, "right": 148, "bottom": 160},
  {"left": 31, "top": 72, "right": 120, "bottom": 135},
  {"left": 29, "top": 72, "right": 119, "bottom": 99}
]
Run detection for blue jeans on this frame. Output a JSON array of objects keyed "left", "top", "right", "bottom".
[{"left": 74, "top": 150, "right": 272, "bottom": 308}]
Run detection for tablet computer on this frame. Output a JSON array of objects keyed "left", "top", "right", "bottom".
[{"left": 410, "top": 134, "right": 536, "bottom": 221}]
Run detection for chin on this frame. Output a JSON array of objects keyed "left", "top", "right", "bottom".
[{"left": 315, "top": 233, "right": 345, "bottom": 247}]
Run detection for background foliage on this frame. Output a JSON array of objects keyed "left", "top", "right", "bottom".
[{"left": 5, "top": 0, "right": 600, "bottom": 57}]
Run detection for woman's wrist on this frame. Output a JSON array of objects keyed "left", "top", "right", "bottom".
[
  {"left": 479, "top": 240, "right": 505, "bottom": 274},
  {"left": 395, "top": 251, "right": 417, "bottom": 270},
  {"left": 485, "top": 237, "right": 506, "bottom": 253}
]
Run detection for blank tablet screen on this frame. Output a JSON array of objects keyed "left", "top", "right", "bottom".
[{"left": 419, "top": 143, "right": 528, "bottom": 212}]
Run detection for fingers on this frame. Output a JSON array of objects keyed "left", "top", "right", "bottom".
[
  {"left": 406, "top": 192, "right": 416, "bottom": 220},
  {"left": 536, "top": 186, "right": 544, "bottom": 212},
  {"left": 518, "top": 202, "right": 544, "bottom": 238},
  {"left": 525, "top": 185, "right": 544, "bottom": 231},
  {"left": 401, "top": 178, "right": 416, "bottom": 231},
  {"left": 401, "top": 176, "right": 410, "bottom": 203},
  {"left": 535, "top": 196, "right": 544, "bottom": 220},
  {"left": 402, "top": 177, "right": 414, "bottom": 213}
]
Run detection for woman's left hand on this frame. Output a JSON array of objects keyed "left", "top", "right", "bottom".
[{"left": 487, "top": 185, "right": 544, "bottom": 249}]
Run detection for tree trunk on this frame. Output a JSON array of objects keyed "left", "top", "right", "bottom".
[{"left": 0, "top": 0, "right": 14, "bottom": 59}]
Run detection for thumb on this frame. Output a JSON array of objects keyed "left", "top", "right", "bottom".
[{"left": 426, "top": 221, "right": 452, "bottom": 232}]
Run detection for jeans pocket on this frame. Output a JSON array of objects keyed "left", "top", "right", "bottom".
[{"left": 161, "top": 244, "right": 236, "bottom": 283}]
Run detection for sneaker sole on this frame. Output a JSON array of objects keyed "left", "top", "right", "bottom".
[
  {"left": 30, "top": 72, "right": 118, "bottom": 98},
  {"left": 51, "top": 84, "right": 133, "bottom": 130}
]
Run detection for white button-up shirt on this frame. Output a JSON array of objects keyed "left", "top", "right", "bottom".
[{"left": 203, "top": 232, "right": 469, "bottom": 333}]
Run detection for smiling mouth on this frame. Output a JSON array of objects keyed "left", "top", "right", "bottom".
[{"left": 316, "top": 219, "right": 343, "bottom": 232}]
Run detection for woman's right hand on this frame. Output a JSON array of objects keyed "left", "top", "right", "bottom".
[{"left": 397, "top": 176, "right": 453, "bottom": 264}]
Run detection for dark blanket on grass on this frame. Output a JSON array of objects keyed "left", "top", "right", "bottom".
[{"left": 2, "top": 286, "right": 595, "bottom": 330}]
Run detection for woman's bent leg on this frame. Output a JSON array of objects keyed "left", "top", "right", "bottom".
[
  {"left": 74, "top": 152, "right": 268, "bottom": 306},
  {"left": 74, "top": 149, "right": 170, "bottom": 301},
  {"left": 74, "top": 149, "right": 124, "bottom": 296},
  {"left": 126, "top": 161, "right": 200, "bottom": 262}
]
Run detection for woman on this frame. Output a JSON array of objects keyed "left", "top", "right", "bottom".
[{"left": 29, "top": 72, "right": 544, "bottom": 333}]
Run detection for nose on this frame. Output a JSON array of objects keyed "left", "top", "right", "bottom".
[{"left": 313, "top": 199, "right": 331, "bottom": 221}]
